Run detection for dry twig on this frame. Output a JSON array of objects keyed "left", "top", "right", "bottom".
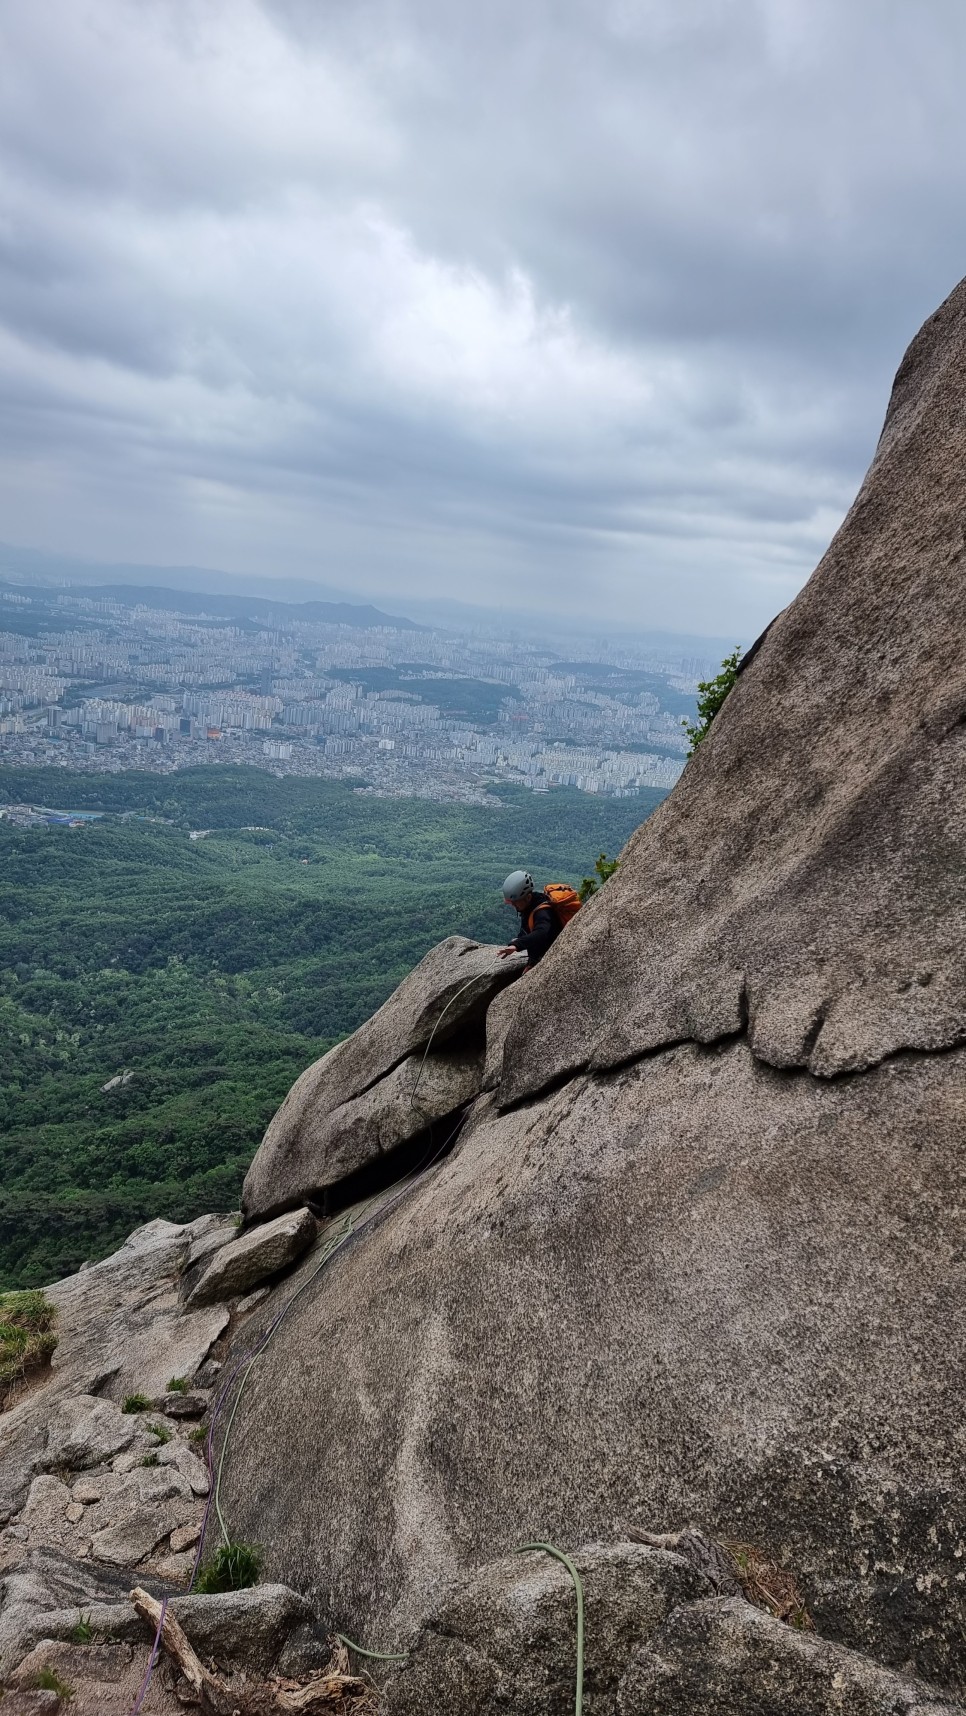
[{"left": 130, "top": 1587, "right": 372, "bottom": 1714}]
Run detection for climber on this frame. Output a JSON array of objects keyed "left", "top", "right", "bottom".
[{"left": 497, "top": 870, "right": 581, "bottom": 968}]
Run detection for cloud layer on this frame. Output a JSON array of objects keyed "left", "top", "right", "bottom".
[{"left": 1, "top": 0, "right": 963, "bottom": 633}]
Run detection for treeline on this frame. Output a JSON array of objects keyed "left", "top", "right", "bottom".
[{"left": 0, "top": 766, "right": 662, "bottom": 1288}]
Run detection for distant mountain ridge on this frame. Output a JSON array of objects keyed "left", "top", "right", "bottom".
[{"left": 63, "top": 582, "right": 429, "bottom": 632}]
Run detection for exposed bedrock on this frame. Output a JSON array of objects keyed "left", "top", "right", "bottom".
[
  {"left": 242, "top": 937, "right": 523, "bottom": 1221},
  {"left": 219, "top": 1038, "right": 966, "bottom": 1690},
  {"left": 207, "top": 279, "right": 966, "bottom": 1704},
  {"left": 496, "top": 279, "right": 966, "bottom": 1106}
]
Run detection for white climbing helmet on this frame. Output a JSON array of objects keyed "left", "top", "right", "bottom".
[{"left": 502, "top": 870, "right": 534, "bottom": 902}]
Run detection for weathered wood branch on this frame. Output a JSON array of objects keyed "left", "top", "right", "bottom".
[{"left": 129, "top": 1587, "right": 369, "bottom": 1714}]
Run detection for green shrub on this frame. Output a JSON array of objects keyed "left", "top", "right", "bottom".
[
  {"left": 194, "top": 1540, "right": 262, "bottom": 1593},
  {"left": 578, "top": 853, "right": 620, "bottom": 903},
  {"left": 682, "top": 647, "right": 743, "bottom": 754},
  {"left": 147, "top": 1422, "right": 172, "bottom": 1444},
  {"left": 0, "top": 1290, "right": 58, "bottom": 1390},
  {"left": 189, "top": 1425, "right": 208, "bottom": 1444},
  {"left": 140, "top": 1453, "right": 160, "bottom": 1467},
  {"left": 166, "top": 1376, "right": 189, "bottom": 1393},
  {"left": 67, "top": 1614, "right": 94, "bottom": 1645},
  {"left": 121, "top": 1392, "right": 152, "bottom": 1414}
]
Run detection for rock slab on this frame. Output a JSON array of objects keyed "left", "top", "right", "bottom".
[
  {"left": 242, "top": 938, "right": 522, "bottom": 1220},
  {"left": 185, "top": 1207, "right": 316, "bottom": 1306}
]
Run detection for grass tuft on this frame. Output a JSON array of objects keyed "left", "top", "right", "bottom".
[
  {"left": 30, "top": 1664, "right": 74, "bottom": 1696},
  {"left": 0, "top": 1290, "right": 58, "bottom": 1396},
  {"left": 194, "top": 1540, "right": 262, "bottom": 1594},
  {"left": 147, "top": 1421, "right": 172, "bottom": 1444},
  {"left": 67, "top": 1613, "right": 94, "bottom": 1645},
  {"left": 166, "top": 1375, "right": 189, "bottom": 1393},
  {"left": 121, "top": 1392, "right": 152, "bottom": 1414},
  {"left": 140, "top": 1453, "right": 160, "bottom": 1467}
]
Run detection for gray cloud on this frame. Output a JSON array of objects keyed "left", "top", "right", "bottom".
[{"left": 0, "top": 0, "right": 963, "bottom": 635}]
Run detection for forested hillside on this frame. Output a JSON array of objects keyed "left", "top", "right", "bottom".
[{"left": 0, "top": 766, "right": 662, "bottom": 1287}]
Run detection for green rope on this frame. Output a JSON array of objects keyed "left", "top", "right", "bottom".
[
  {"left": 336, "top": 1634, "right": 409, "bottom": 1663},
  {"left": 408, "top": 974, "right": 485, "bottom": 1109},
  {"left": 213, "top": 1208, "right": 364, "bottom": 1544},
  {"left": 516, "top": 1542, "right": 585, "bottom": 1716}
]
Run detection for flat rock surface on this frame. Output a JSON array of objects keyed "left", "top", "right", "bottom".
[
  {"left": 242, "top": 937, "right": 522, "bottom": 1220},
  {"left": 185, "top": 1207, "right": 316, "bottom": 1306},
  {"left": 616, "top": 1597, "right": 966, "bottom": 1714},
  {"left": 498, "top": 276, "right": 966, "bottom": 1106}
]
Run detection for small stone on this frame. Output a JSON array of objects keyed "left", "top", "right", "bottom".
[
  {"left": 236, "top": 1286, "right": 270, "bottom": 1315},
  {"left": 64, "top": 1503, "right": 85, "bottom": 1524},
  {"left": 70, "top": 1480, "right": 102, "bottom": 1505},
  {"left": 170, "top": 1523, "right": 201, "bottom": 1553},
  {"left": 5, "top": 1524, "right": 29, "bottom": 1543},
  {"left": 151, "top": 1549, "right": 195, "bottom": 1582},
  {"left": 111, "top": 1451, "right": 140, "bottom": 1474},
  {"left": 151, "top": 1390, "right": 209, "bottom": 1419}
]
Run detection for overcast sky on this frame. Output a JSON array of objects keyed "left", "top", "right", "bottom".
[{"left": 1, "top": 2, "right": 964, "bottom": 636}]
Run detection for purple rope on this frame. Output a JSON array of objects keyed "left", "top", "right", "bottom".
[{"left": 127, "top": 1595, "right": 168, "bottom": 1716}]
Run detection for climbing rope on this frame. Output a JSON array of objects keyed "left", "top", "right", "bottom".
[
  {"left": 516, "top": 1543, "right": 585, "bottom": 1716},
  {"left": 336, "top": 1539, "right": 586, "bottom": 1703},
  {"left": 408, "top": 973, "right": 488, "bottom": 1110},
  {"left": 335, "top": 1634, "right": 409, "bottom": 1662},
  {"left": 127, "top": 1595, "right": 168, "bottom": 1716}
]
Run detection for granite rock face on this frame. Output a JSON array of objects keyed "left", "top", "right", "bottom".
[
  {"left": 499, "top": 280, "right": 966, "bottom": 1106},
  {"left": 213, "top": 278, "right": 966, "bottom": 1701},
  {"left": 243, "top": 937, "right": 521, "bottom": 1219}
]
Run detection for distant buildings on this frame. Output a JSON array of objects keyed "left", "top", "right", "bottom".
[{"left": 0, "top": 588, "right": 707, "bottom": 804}]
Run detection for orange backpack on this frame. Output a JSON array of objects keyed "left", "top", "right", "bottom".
[{"left": 541, "top": 881, "right": 582, "bottom": 927}]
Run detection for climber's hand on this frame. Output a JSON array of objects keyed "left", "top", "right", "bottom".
[{"left": 497, "top": 944, "right": 519, "bottom": 959}]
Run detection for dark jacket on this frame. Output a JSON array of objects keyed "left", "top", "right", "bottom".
[{"left": 511, "top": 892, "right": 561, "bottom": 966}]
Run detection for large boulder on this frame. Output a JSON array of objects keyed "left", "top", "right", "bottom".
[
  {"left": 243, "top": 938, "right": 521, "bottom": 1220},
  {"left": 384, "top": 1541, "right": 713, "bottom": 1716},
  {"left": 616, "top": 1597, "right": 965, "bottom": 1715},
  {"left": 213, "top": 278, "right": 966, "bottom": 1697}
]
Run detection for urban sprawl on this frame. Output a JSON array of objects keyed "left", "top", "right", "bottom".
[{"left": 0, "top": 585, "right": 707, "bottom": 805}]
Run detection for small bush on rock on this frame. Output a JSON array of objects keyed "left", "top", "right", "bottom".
[
  {"left": 682, "top": 647, "right": 743, "bottom": 754},
  {"left": 195, "top": 1540, "right": 262, "bottom": 1593},
  {"left": 122, "top": 1392, "right": 152, "bottom": 1414},
  {"left": 578, "top": 852, "right": 620, "bottom": 902},
  {"left": 67, "top": 1614, "right": 94, "bottom": 1645},
  {"left": 167, "top": 1375, "right": 189, "bottom": 1393},
  {"left": 148, "top": 1422, "right": 172, "bottom": 1443}
]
